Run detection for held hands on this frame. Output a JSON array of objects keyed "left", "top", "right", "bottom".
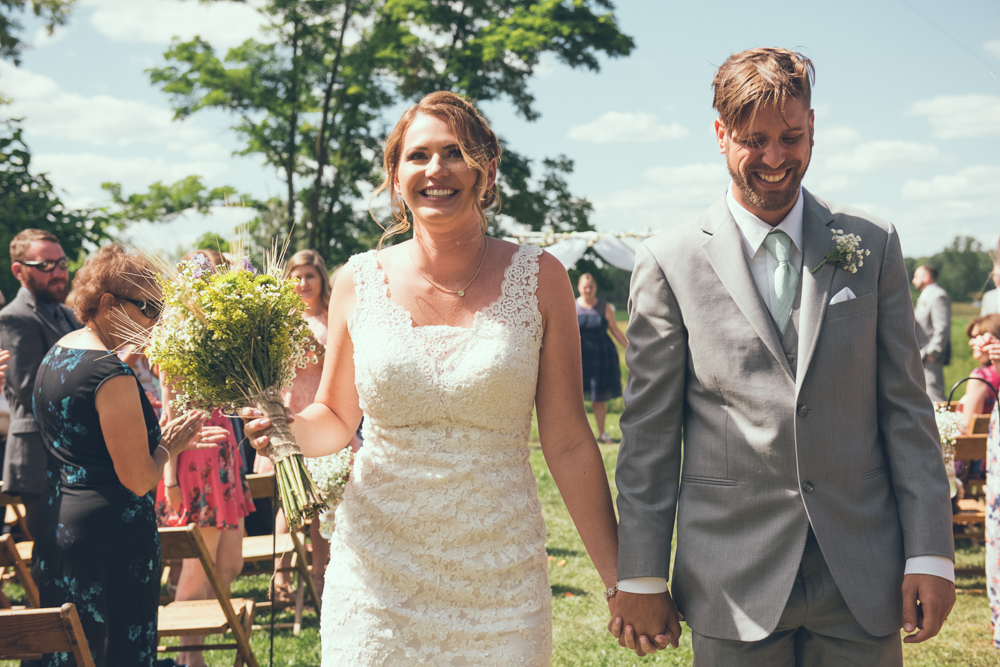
[
  {"left": 238, "top": 407, "right": 295, "bottom": 451},
  {"left": 608, "top": 590, "right": 683, "bottom": 657},
  {"left": 971, "top": 332, "right": 1000, "bottom": 363},
  {"left": 159, "top": 410, "right": 228, "bottom": 458},
  {"left": 901, "top": 573, "right": 955, "bottom": 644}
]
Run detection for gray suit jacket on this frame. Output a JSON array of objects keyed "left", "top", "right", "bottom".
[
  {"left": 914, "top": 282, "right": 951, "bottom": 366},
  {"left": 616, "top": 189, "right": 954, "bottom": 641},
  {"left": 0, "top": 288, "right": 81, "bottom": 494}
]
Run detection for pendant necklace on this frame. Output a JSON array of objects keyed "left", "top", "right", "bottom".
[{"left": 410, "top": 237, "right": 488, "bottom": 297}]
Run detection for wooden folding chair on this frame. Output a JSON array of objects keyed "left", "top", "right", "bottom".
[
  {"left": 0, "top": 487, "right": 33, "bottom": 543},
  {"left": 953, "top": 431, "right": 988, "bottom": 578},
  {"left": 0, "top": 533, "right": 39, "bottom": 609},
  {"left": 157, "top": 525, "right": 259, "bottom": 667},
  {"left": 240, "top": 472, "right": 318, "bottom": 635},
  {"left": 0, "top": 602, "right": 95, "bottom": 666}
]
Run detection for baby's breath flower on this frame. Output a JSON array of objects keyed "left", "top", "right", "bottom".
[{"left": 811, "top": 229, "right": 869, "bottom": 275}]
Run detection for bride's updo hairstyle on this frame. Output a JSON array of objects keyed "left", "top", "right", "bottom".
[{"left": 372, "top": 91, "right": 502, "bottom": 247}]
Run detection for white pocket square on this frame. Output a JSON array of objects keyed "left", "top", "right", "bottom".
[{"left": 829, "top": 287, "right": 856, "bottom": 305}]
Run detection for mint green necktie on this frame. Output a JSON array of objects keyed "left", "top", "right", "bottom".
[{"left": 762, "top": 231, "right": 798, "bottom": 334}]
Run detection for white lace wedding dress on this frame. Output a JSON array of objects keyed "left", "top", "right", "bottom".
[{"left": 320, "top": 244, "right": 552, "bottom": 666}]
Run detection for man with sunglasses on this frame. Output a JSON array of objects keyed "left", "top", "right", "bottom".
[{"left": 0, "top": 228, "right": 81, "bottom": 533}]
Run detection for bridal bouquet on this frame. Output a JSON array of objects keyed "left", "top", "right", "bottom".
[
  {"left": 933, "top": 404, "right": 962, "bottom": 499},
  {"left": 145, "top": 250, "right": 328, "bottom": 528},
  {"left": 304, "top": 448, "right": 354, "bottom": 538}
]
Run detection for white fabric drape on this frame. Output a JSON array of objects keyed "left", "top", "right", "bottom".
[{"left": 543, "top": 232, "right": 639, "bottom": 271}]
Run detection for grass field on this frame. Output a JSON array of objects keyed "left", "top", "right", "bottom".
[{"left": 2, "top": 305, "right": 996, "bottom": 666}]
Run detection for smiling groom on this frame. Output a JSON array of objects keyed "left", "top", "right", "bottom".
[{"left": 610, "top": 48, "right": 955, "bottom": 665}]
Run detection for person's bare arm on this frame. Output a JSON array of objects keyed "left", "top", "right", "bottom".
[
  {"left": 244, "top": 264, "right": 361, "bottom": 458},
  {"left": 605, "top": 303, "right": 629, "bottom": 348},
  {"left": 99, "top": 376, "right": 227, "bottom": 496},
  {"left": 535, "top": 254, "right": 620, "bottom": 596},
  {"left": 962, "top": 381, "right": 988, "bottom": 433}
]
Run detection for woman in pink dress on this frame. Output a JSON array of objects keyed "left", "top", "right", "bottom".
[{"left": 156, "top": 249, "right": 255, "bottom": 667}]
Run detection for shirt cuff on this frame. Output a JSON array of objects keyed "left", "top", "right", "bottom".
[
  {"left": 616, "top": 577, "right": 669, "bottom": 594},
  {"left": 904, "top": 556, "right": 955, "bottom": 583}
]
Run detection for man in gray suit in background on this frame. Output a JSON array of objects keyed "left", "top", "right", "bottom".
[
  {"left": 912, "top": 264, "right": 951, "bottom": 402},
  {"left": 0, "top": 228, "right": 80, "bottom": 532},
  {"left": 608, "top": 48, "right": 955, "bottom": 665}
]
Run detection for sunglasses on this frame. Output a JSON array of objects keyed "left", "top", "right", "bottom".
[
  {"left": 115, "top": 295, "right": 164, "bottom": 319},
  {"left": 21, "top": 257, "right": 68, "bottom": 273}
]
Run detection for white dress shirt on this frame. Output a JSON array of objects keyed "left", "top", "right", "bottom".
[{"left": 617, "top": 185, "right": 953, "bottom": 596}]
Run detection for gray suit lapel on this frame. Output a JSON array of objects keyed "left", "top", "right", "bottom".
[
  {"left": 19, "top": 289, "right": 64, "bottom": 340},
  {"left": 795, "top": 190, "right": 837, "bottom": 393},
  {"left": 701, "top": 196, "right": 793, "bottom": 379}
]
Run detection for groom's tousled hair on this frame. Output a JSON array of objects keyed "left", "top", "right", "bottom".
[{"left": 712, "top": 48, "right": 815, "bottom": 132}]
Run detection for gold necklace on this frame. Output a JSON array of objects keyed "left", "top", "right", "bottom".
[{"left": 409, "top": 237, "right": 489, "bottom": 297}]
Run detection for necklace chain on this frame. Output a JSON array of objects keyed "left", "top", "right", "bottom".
[{"left": 409, "top": 238, "right": 489, "bottom": 297}]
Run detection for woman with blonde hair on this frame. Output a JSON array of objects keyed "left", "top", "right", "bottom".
[{"left": 244, "top": 91, "right": 619, "bottom": 665}]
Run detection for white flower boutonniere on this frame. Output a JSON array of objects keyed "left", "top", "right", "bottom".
[{"left": 811, "top": 229, "right": 871, "bottom": 274}]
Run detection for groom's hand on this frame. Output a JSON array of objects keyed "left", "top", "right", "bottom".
[
  {"left": 608, "top": 590, "right": 682, "bottom": 656},
  {"left": 901, "top": 573, "right": 955, "bottom": 643}
]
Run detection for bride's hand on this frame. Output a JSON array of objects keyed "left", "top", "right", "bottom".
[{"left": 239, "top": 407, "right": 295, "bottom": 451}]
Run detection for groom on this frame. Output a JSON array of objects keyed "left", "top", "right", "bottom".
[{"left": 611, "top": 48, "right": 955, "bottom": 664}]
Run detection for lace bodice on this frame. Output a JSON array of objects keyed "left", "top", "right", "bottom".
[{"left": 321, "top": 243, "right": 552, "bottom": 666}]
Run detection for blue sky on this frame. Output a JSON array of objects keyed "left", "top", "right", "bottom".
[{"left": 2, "top": 0, "right": 998, "bottom": 256}]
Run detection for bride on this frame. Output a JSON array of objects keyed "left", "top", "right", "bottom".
[{"left": 244, "top": 91, "right": 619, "bottom": 666}]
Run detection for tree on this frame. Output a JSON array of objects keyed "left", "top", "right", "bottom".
[
  {"left": 125, "top": 0, "right": 633, "bottom": 266},
  {"left": 0, "top": 0, "right": 75, "bottom": 65},
  {"left": 0, "top": 119, "right": 112, "bottom": 299}
]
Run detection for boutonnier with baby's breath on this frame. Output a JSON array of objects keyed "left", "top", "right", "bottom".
[
  {"left": 811, "top": 229, "right": 871, "bottom": 274},
  {"left": 143, "top": 243, "right": 327, "bottom": 528},
  {"left": 933, "top": 404, "right": 962, "bottom": 499}
]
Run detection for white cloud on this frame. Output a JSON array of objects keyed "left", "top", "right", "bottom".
[
  {"left": 908, "top": 94, "right": 1000, "bottom": 139},
  {"left": 901, "top": 166, "right": 1000, "bottom": 201},
  {"left": 32, "top": 25, "right": 68, "bottom": 48},
  {"left": 590, "top": 163, "right": 729, "bottom": 231},
  {"left": 82, "top": 0, "right": 267, "bottom": 50},
  {"left": 568, "top": 111, "right": 689, "bottom": 144},
  {"left": 986, "top": 41, "right": 1000, "bottom": 59},
  {"left": 0, "top": 62, "right": 227, "bottom": 154},
  {"left": 824, "top": 140, "right": 942, "bottom": 172},
  {"left": 31, "top": 153, "right": 231, "bottom": 207}
]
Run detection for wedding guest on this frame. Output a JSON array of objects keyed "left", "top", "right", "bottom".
[
  {"left": 576, "top": 272, "right": 628, "bottom": 443},
  {"left": 157, "top": 249, "right": 255, "bottom": 667},
  {"left": 973, "top": 332, "right": 1000, "bottom": 647},
  {"left": 914, "top": 264, "right": 952, "bottom": 402},
  {"left": 32, "top": 244, "right": 226, "bottom": 667},
  {"left": 0, "top": 228, "right": 81, "bottom": 532},
  {"left": 244, "top": 91, "right": 619, "bottom": 665},
  {"left": 959, "top": 315, "right": 1000, "bottom": 429},
  {"left": 981, "top": 247, "right": 1000, "bottom": 316}
]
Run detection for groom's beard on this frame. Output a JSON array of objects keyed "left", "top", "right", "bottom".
[{"left": 727, "top": 146, "right": 811, "bottom": 213}]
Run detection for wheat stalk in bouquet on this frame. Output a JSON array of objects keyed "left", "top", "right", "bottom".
[{"left": 141, "top": 239, "right": 327, "bottom": 528}]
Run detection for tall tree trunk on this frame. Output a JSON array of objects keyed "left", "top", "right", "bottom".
[
  {"left": 308, "top": 0, "right": 355, "bottom": 228},
  {"left": 285, "top": 10, "right": 302, "bottom": 234}
]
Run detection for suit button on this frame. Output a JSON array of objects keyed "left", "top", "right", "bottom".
[
  {"left": 802, "top": 480, "right": 815, "bottom": 493},
  {"left": 797, "top": 404, "right": 808, "bottom": 417},
  {"left": 786, "top": 354, "right": 795, "bottom": 365}
]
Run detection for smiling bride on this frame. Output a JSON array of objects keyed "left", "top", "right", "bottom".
[{"left": 243, "top": 91, "right": 620, "bottom": 666}]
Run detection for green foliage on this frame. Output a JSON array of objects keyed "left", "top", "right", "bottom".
[
  {"left": 0, "top": 0, "right": 75, "bottom": 65},
  {"left": 146, "top": 254, "right": 315, "bottom": 412},
  {"left": 0, "top": 119, "right": 112, "bottom": 300},
  {"left": 194, "top": 232, "right": 230, "bottom": 253},
  {"left": 906, "top": 236, "right": 994, "bottom": 303},
  {"left": 134, "top": 0, "right": 633, "bottom": 265},
  {"left": 102, "top": 176, "right": 246, "bottom": 224}
]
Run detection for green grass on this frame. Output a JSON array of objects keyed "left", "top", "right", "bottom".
[{"left": 3, "top": 306, "right": 994, "bottom": 666}]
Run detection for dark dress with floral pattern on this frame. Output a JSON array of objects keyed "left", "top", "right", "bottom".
[{"left": 32, "top": 345, "right": 162, "bottom": 667}]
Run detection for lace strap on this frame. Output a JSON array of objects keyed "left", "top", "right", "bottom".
[{"left": 482, "top": 244, "right": 543, "bottom": 331}]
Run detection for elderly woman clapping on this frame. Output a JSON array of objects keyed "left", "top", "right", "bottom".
[{"left": 32, "top": 244, "right": 227, "bottom": 667}]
